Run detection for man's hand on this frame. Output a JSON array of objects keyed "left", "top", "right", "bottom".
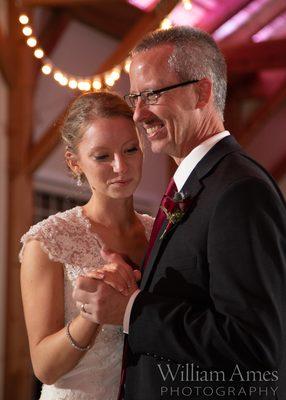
[
  {"left": 73, "top": 276, "right": 138, "bottom": 325},
  {"left": 86, "top": 248, "right": 141, "bottom": 295},
  {"left": 73, "top": 251, "right": 140, "bottom": 325}
]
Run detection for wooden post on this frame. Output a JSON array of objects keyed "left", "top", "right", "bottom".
[{"left": 4, "top": 2, "right": 35, "bottom": 399}]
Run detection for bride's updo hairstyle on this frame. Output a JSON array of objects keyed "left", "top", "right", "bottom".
[{"left": 61, "top": 91, "right": 134, "bottom": 154}]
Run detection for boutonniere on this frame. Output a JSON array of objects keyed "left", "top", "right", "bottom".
[{"left": 160, "top": 191, "right": 191, "bottom": 240}]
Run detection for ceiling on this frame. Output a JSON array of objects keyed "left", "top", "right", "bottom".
[
  {"left": 24, "top": 0, "right": 286, "bottom": 42},
  {"left": 16, "top": 0, "right": 286, "bottom": 180}
]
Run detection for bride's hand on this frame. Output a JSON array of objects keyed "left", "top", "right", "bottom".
[{"left": 86, "top": 248, "right": 141, "bottom": 295}]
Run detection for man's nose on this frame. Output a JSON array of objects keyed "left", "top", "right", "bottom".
[
  {"left": 112, "top": 155, "right": 128, "bottom": 173},
  {"left": 133, "top": 98, "right": 149, "bottom": 124}
]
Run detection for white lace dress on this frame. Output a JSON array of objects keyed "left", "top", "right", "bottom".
[{"left": 20, "top": 206, "right": 153, "bottom": 400}]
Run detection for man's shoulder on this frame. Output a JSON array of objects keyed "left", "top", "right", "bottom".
[{"left": 214, "top": 150, "right": 275, "bottom": 186}]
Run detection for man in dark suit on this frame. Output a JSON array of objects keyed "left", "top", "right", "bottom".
[{"left": 74, "top": 27, "right": 286, "bottom": 399}]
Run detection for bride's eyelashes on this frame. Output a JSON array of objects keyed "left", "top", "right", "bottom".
[
  {"left": 125, "top": 146, "right": 139, "bottom": 154},
  {"left": 92, "top": 154, "right": 109, "bottom": 161},
  {"left": 91, "top": 146, "right": 139, "bottom": 162}
]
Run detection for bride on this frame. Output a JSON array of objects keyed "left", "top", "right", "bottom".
[{"left": 20, "top": 91, "right": 153, "bottom": 400}]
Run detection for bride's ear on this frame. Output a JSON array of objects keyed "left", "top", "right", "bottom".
[{"left": 65, "top": 150, "right": 81, "bottom": 177}]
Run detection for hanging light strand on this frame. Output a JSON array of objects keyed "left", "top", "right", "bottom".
[
  {"left": 18, "top": 1, "right": 192, "bottom": 92},
  {"left": 18, "top": 12, "right": 130, "bottom": 91}
]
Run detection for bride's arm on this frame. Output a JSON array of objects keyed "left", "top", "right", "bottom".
[{"left": 20, "top": 239, "right": 99, "bottom": 385}]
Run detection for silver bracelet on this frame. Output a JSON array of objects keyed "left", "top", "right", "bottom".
[{"left": 66, "top": 320, "right": 92, "bottom": 352}]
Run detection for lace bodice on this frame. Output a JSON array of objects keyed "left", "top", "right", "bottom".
[{"left": 20, "top": 206, "right": 153, "bottom": 400}]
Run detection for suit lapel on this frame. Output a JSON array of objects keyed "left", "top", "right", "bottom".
[
  {"left": 141, "top": 135, "right": 243, "bottom": 290},
  {"left": 140, "top": 173, "right": 203, "bottom": 289}
]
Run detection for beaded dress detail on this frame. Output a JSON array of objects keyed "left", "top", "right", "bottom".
[{"left": 20, "top": 206, "right": 153, "bottom": 400}]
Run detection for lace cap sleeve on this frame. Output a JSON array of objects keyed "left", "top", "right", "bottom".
[
  {"left": 19, "top": 207, "right": 82, "bottom": 264},
  {"left": 138, "top": 213, "right": 154, "bottom": 240}
]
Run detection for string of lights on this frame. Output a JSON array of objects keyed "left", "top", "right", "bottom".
[{"left": 18, "top": 0, "right": 192, "bottom": 91}]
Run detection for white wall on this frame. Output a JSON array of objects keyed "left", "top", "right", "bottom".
[{"left": 0, "top": 12, "right": 8, "bottom": 400}]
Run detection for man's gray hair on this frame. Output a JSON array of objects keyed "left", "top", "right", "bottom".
[{"left": 131, "top": 26, "right": 227, "bottom": 119}]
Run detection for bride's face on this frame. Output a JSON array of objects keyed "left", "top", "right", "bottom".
[{"left": 76, "top": 116, "right": 143, "bottom": 199}]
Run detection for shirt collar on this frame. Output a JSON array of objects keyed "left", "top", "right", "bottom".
[{"left": 174, "top": 131, "right": 230, "bottom": 191}]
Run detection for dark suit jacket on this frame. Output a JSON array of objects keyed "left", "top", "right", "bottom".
[{"left": 125, "top": 136, "right": 286, "bottom": 400}]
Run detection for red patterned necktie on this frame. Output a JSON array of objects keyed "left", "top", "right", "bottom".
[
  {"left": 142, "top": 177, "right": 177, "bottom": 270},
  {"left": 116, "top": 178, "right": 177, "bottom": 400}
]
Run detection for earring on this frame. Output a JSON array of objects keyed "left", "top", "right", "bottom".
[{"left": 76, "top": 174, "right": 83, "bottom": 187}]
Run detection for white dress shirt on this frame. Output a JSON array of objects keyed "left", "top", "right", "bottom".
[{"left": 123, "top": 130, "right": 230, "bottom": 333}]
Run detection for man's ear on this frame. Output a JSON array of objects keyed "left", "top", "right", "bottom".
[
  {"left": 65, "top": 150, "right": 81, "bottom": 176},
  {"left": 196, "top": 78, "right": 212, "bottom": 109}
]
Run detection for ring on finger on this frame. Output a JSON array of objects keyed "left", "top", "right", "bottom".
[{"left": 81, "top": 303, "right": 87, "bottom": 313}]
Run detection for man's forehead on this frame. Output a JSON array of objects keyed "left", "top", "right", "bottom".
[
  {"left": 129, "top": 45, "right": 175, "bottom": 89},
  {"left": 132, "top": 44, "right": 173, "bottom": 65}
]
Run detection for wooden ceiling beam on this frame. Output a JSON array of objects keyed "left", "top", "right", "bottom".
[
  {"left": 95, "top": 0, "right": 180, "bottom": 73},
  {"left": 197, "top": 0, "right": 253, "bottom": 34},
  {"left": 219, "top": 0, "right": 286, "bottom": 47},
  {"left": 0, "top": 25, "right": 13, "bottom": 86},
  {"left": 26, "top": 0, "right": 180, "bottom": 173},
  {"left": 68, "top": 1, "right": 142, "bottom": 40},
  {"left": 27, "top": 112, "right": 66, "bottom": 174},
  {"left": 21, "top": 0, "right": 101, "bottom": 6},
  {"left": 38, "top": 9, "right": 70, "bottom": 55},
  {"left": 225, "top": 38, "right": 286, "bottom": 75}
]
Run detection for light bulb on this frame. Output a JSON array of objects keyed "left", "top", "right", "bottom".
[
  {"left": 59, "top": 76, "right": 68, "bottom": 86},
  {"left": 92, "top": 79, "right": 102, "bottom": 90},
  {"left": 160, "top": 18, "right": 172, "bottom": 30},
  {"left": 111, "top": 68, "right": 120, "bottom": 81},
  {"left": 78, "top": 81, "right": 91, "bottom": 91},
  {"left": 27, "top": 37, "right": 37, "bottom": 47},
  {"left": 19, "top": 15, "right": 29, "bottom": 25},
  {"left": 34, "top": 48, "right": 44, "bottom": 59},
  {"left": 22, "top": 26, "right": 32, "bottom": 36},
  {"left": 54, "top": 71, "right": 63, "bottom": 82},
  {"left": 68, "top": 79, "right": 78, "bottom": 89},
  {"left": 105, "top": 74, "right": 115, "bottom": 87},
  {"left": 124, "top": 58, "right": 131, "bottom": 73},
  {"left": 183, "top": 0, "right": 192, "bottom": 10},
  {"left": 42, "top": 64, "right": 52, "bottom": 75}
]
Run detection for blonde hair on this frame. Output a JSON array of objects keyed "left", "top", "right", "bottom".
[{"left": 61, "top": 91, "right": 134, "bottom": 154}]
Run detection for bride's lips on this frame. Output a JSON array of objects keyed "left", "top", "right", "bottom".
[{"left": 109, "top": 179, "right": 132, "bottom": 186}]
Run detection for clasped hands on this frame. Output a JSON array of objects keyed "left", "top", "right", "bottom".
[{"left": 72, "top": 247, "right": 141, "bottom": 326}]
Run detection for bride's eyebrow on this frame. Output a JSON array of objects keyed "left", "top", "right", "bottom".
[
  {"left": 88, "top": 139, "right": 139, "bottom": 154},
  {"left": 87, "top": 147, "right": 110, "bottom": 157},
  {"left": 88, "top": 145, "right": 108, "bottom": 152}
]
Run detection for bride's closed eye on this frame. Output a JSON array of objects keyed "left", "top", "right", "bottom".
[
  {"left": 92, "top": 154, "right": 109, "bottom": 161},
  {"left": 91, "top": 145, "right": 139, "bottom": 162},
  {"left": 125, "top": 146, "right": 139, "bottom": 155}
]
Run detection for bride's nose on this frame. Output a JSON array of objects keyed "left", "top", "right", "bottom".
[{"left": 112, "top": 154, "right": 128, "bottom": 174}]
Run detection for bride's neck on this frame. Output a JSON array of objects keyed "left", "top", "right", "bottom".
[{"left": 82, "top": 194, "right": 136, "bottom": 230}]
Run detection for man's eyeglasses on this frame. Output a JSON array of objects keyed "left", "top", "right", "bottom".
[{"left": 124, "top": 79, "right": 199, "bottom": 109}]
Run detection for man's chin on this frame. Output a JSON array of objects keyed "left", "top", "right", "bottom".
[{"left": 150, "top": 141, "right": 167, "bottom": 154}]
